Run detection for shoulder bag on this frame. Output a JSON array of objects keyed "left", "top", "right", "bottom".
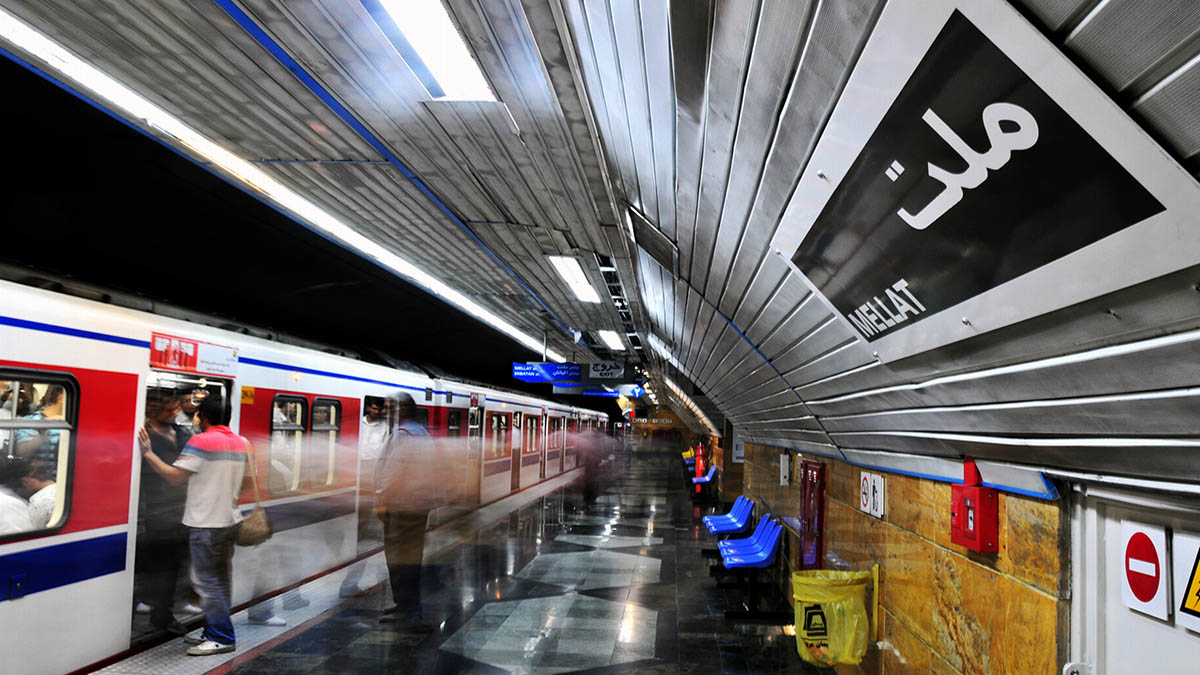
[{"left": 236, "top": 438, "right": 273, "bottom": 546}]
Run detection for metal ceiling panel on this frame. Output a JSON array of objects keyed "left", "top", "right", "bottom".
[
  {"left": 1064, "top": 0, "right": 1200, "bottom": 93},
  {"left": 1014, "top": 0, "right": 1094, "bottom": 32},
  {"left": 686, "top": 0, "right": 759, "bottom": 293},
  {"left": 1134, "top": 60, "right": 1200, "bottom": 161},
  {"left": 716, "top": 0, "right": 884, "bottom": 315},
  {"left": 702, "top": 0, "right": 812, "bottom": 300},
  {"left": 669, "top": 0, "right": 714, "bottom": 274}
]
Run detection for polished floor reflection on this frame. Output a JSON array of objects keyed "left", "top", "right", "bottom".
[{"left": 111, "top": 454, "right": 811, "bottom": 673}]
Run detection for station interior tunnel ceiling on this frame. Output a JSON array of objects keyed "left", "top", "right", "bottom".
[{"left": 5, "top": 0, "right": 1200, "bottom": 481}]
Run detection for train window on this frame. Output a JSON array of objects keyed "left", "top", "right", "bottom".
[
  {"left": 467, "top": 405, "right": 483, "bottom": 452},
  {"left": 309, "top": 398, "right": 341, "bottom": 488},
  {"left": 0, "top": 373, "right": 76, "bottom": 539},
  {"left": 414, "top": 406, "right": 430, "bottom": 430},
  {"left": 446, "top": 409, "right": 463, "bottom": 437},
  {"left": 269, "top": 395, "right": 307, "bottom": 495},
  {"left": 523, "top": 416, "right": 540, "bottom": 454},
  {"left": 486, "top": 413, "right": 511, "bottom": 459}
]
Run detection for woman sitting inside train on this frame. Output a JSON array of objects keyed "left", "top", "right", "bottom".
[{"left": 14, "top": 385, "right": 66, "bottom": 478}]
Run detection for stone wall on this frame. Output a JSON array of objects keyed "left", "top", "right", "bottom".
[{"left": 742, "top": 443, "right": 1069, "bottom": 674}]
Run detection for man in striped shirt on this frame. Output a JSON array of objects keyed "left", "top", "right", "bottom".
[{"left": 141, "top": 392, "right": 247, "bottom": 656}]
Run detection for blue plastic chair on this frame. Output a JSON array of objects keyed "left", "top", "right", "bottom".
[
  {"left": 703, "top": 497, "right": 750, "bottom": 530},
  {"left": 692, "top": 464, "right": 717, "bottom": 484},
  {"left": 701, "top": 496, "right": 746, "bottom": 528},
  {"left": 705, "top": 498, "right": 753, "bottom": 535},
  {"left": 722, "top": 522, "right": 782, "bottom": 569},
  {"left": 718, "top": 516, "right": 773, "bottom": 554}
]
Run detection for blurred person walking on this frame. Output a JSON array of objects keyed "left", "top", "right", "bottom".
[
  {"left": 140, "top": 393, "right": 247, "bottom": 656},
  {"left": 375, "top": 391, "right": 433, "bottom": 627}
]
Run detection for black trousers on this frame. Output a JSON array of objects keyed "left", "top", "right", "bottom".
[
  {"left": 382, "top": 510, "right": 429, "bottom": 617},
  {"left": 136, "top": 529, "right": 187, "bottom": 624}
]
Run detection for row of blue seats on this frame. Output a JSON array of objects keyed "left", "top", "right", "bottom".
[
  {"left": 701, "top": 496, "right": 782, "bottom": 568},
  {"left": 700, "top": 496, "right": 791, "bottom": 622}
]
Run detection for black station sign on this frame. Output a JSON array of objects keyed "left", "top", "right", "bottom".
[{"left": 791, "top": 10, "right": 1165, "bottom": 342}]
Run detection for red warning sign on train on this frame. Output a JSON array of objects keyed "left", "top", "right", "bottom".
[
  {"left": 1120, "top": 521, "right": 1168, "bottom": 620},
  {"left": 150, "top": 332, "right": 238, "bottom": 377}
]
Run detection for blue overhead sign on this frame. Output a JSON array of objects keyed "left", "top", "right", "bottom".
[
  {"left": 512, "top": 362, "right": 582, "bottom": 384},
  {"left": 582, "top": 388, "right": 620, "bottom": 398}
]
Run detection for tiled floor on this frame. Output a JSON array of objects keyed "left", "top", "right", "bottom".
[{"left": 107, "top": 454, "right": 813, "bottom": 674}]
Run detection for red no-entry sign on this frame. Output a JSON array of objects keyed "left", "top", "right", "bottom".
[
  {"left": 1120, "top": 521, "right": 1168, "bottom": 619},
  {"left": 1125, "top": 531, "right": 1160, "bottom": 603}
]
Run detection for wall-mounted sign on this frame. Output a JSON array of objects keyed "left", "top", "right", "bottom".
[
  {"left": 150, "top": 332, "right": 238, "bottom": 378},
  {"left": 1172, "top": 531, "right": 1200, "bottom": 633},
  {"left": 770, "top": 0, "right": 1200, "bottom": 362},
  {"left": 780, "top": 454, "right": 790, "bottom": 486},
  {"left": 732, "top": 437, "right": 745, "bottom": 464},
  {"left": 859, "top": 472, "right": 885, "bottom": 518},
  {"left": 588, "top": 361, "right": 624, "bottom": 379},
  {"left": 1120, "top": 521, "right": 1169, "bottom": 620},
  {"left": 512, "top": 362, "right": 581, "bottom": 384}
]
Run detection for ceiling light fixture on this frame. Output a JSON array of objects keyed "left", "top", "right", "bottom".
[
  {"left": 0, "top": 8, "right": 561, "bottom": 361},
  {"left": 664, "top": 377, "right": 719, "bottom": 436},
  {"left": 598, "top": 330, "right": 625, "bottom": 351},
  {"left": 548, "top": 256, "right": 601, "bottom": 303},
  {"left": 379, "top": 0, "right": 494, "bottom": 101}
]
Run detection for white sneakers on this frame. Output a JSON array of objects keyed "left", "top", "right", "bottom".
[
  {"left": 186, "top": 640, "right": 235, "bottom": 656},
  {"left": 183, "top": 630, "right": 235, "bottom": 656},
  {"left": 248, "top": 614, "right": 287, "bottom": 626}
]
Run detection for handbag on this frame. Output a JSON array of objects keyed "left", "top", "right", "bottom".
[{"left": 236, "top": 438, "right": 273, "bottom": 546}]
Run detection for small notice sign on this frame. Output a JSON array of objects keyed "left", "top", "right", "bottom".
[
  {"left": 859, "top": 472, "right": 886, "bottom": 518},
  {"left": 1173, "top": 531, "right": 1200, "bottom": 633},
  {"left": 150, "top": 332, "right": 238, "bottom": 377}
]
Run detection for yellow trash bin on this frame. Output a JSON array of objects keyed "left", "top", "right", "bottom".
[{"left": 791, "top": 570, "right": 873, "bottom": 667}]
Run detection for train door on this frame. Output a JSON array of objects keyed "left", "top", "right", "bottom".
[
  {"left": 539, "top": 409, "right": 548, "bottom": 479},
  {"left": 519, "top": 413, "right": 540, "bottom": 489},
  {"left": 509, "top": 412, "right": 522, "bottom": 492},
  {"left": 479, "top": 409, "right": 511, "bottom": 503},
  {"left": 132, "top": 371, "right": 231, "bottom": 644}
]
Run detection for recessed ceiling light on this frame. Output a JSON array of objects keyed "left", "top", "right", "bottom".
[
  {"left": 598, "top": 330, "right": 625, "bottom": 351},
  {"left": 548, "top": 256, "right": 601, "bottom": 303},
  {"left": 380, "top": 0, "right": 494, "bottom": 101}
]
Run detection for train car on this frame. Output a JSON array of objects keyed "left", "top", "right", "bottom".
[{"left": 0, "top": 279, "right": 605, "bottom": 674}]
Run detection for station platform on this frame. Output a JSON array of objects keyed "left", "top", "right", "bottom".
[{"left": 98, "top": 455, "right": 808, "bottom": 674}]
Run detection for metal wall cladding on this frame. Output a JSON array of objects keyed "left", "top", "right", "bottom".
[{"left": 570, "top": 0, "right": 1200, "bottom": 481}]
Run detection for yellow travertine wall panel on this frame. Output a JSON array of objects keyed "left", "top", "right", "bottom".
[{"left": 740, "top": 443, "right": 1068, "bottom": 674}]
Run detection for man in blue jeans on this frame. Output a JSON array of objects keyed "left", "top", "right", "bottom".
[{"left": 141, "top": 391, "right": 247, "bottom": 656}]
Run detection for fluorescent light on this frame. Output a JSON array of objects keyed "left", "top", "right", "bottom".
[
  {"left": 0, "top": 7, "right": 561, "bottom": 361},
  {"left": 664, "top": 377, "right": 719, "bottom": 436},
  {"left": 380, "top": 0, "right": 494, "bottom": 101},
  {"left": 598, "top": 330, "right": 625, "bottom": 351},
  {"left": 548, "top": 256, "right": 601, "bottom": 303}
]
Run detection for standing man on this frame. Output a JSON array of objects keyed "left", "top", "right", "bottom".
[
  {"left": 140, "top": 392, "right": 247, "bottom": 656},
  {"left": 375, "top": 391, "right": 432, "bottom": 627},
  {"left": 135, "top": 389, "right": 193, "bottom": 635}
]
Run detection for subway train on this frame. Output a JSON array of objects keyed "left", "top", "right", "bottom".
[{"left": 0, "top": 278, "right": 609, "bottom": 674}]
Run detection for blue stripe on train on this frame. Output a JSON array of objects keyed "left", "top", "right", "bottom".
[
  {"left": 0, "top": 493, "right": 357, "bottom": 602},
  {"left": 0, "top": 533, "right": 126, "bottom": 603}
]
